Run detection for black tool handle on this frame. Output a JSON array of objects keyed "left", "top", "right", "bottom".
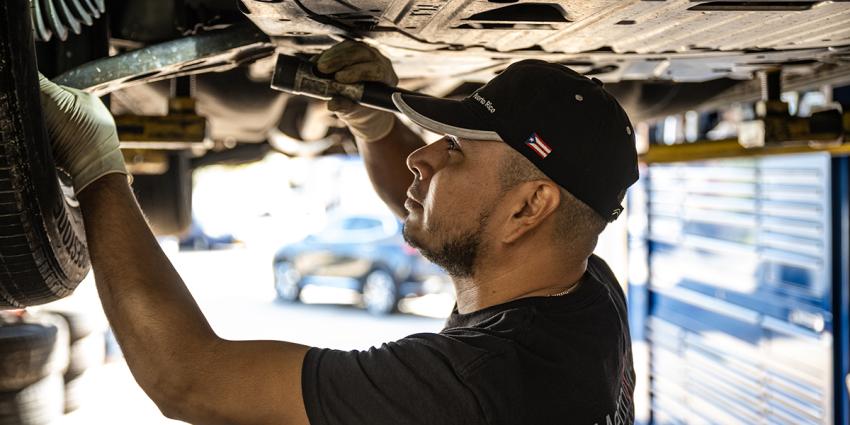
[
  {"left": 361, "top": 82, "right": 420, "bottom": 113},
  {"left": 271, "top": 54, "right": 425, "bottom": 113}
]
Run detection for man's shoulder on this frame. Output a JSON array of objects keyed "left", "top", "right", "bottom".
[
  {"left": 587, "top": 254, "right": 618, "bottom": 283},
  {"left": 587, "top": 254, "right": 627, "bottom": 303},
  {"left": 302, "top": 335, "right": 491, "bottom": 425},
  {"left": 398, "top": 331, "right": 506, "bottom": 375}
]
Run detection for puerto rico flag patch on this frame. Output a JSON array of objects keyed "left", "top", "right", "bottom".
[{"left": 525, "top": 132, "right": 552, "bottom": 159}]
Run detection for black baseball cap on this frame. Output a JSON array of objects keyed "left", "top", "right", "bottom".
[{"left": 391, "top": 60, "right": 639, "bottom": 222}]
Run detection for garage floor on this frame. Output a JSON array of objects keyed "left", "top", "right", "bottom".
[{"left": 54, "top": 247, "right": 450, "bottom": 424}]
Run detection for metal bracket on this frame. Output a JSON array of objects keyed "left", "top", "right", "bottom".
[
  {"left": 115, "top": 111, "right": 207, "bottom": 150},
  {"left": 739, "top": 69, "right": 846, "bottom": 148}
]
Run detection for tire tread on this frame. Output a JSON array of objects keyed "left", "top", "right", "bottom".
[{"left": 0, "top": 0, "right": 90, "bottom": 308}]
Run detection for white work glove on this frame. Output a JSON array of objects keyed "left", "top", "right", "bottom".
[
  {"left": 39, "top": 73, "right": 128, "bottom": 193},
  {"left": 316, "top": 41, "right": 397, "bottom": 143}
]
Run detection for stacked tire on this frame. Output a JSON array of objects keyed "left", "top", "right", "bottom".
[
  {"left": 48, "top": 309, "right": 106, "bottom": 413},
  {"left": 0, "top": 311, "right": 69, "bottom": 425}
]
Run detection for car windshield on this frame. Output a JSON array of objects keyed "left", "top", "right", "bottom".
[
  {"left": 313, "top": 215, "right": 397, "bottom": 243},
  {"left": 341, "top": 217, "right": 382, "bottom": 231}
]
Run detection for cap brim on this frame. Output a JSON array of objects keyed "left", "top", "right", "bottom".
[{"left": 391, "top": 93, "right": 502, "bottom": 141}]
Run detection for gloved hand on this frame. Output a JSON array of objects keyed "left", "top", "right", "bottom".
[
  {"left": 316, "top": 41, "right": 397, "bottom": 143},
  {"left": 39, "top": 74, "right": 128, "bottom": 193}
]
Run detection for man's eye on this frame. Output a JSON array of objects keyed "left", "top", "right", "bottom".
[{"left": 447, "top": 138, "right": 460, "bottom": 151}]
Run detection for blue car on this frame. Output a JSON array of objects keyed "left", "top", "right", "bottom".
[
  {"left": 179, "top": 218, "right": 238, "bottom": 251},
  {"left": 272, "top": 214, "right": 448, "bottom": 315}
]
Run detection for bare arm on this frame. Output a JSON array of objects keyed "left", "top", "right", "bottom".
[
  {"left": 355, "top": 116, "right": 425, "bottom": 217},
  {"left": 78, "top": 175, "right": 310, "bottom": 425},
  {"left": 40, "top": 75, "right": 311, "bottom": 423}
]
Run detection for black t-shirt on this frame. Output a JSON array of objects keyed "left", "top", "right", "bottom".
[{"left": 301, "top": 254, "right": 635, "bottom": 425}]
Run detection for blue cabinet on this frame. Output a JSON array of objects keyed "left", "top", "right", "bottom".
[{"left": 629, "top": 153, "right": 849, "bottom": 424}]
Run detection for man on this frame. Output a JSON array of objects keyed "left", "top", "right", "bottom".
[{"left": 38, "top": 40, "right": 638, "bottom": 424}]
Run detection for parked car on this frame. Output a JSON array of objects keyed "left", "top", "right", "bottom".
[
  {"left": 272, "top": 214, "right": 448, "bottom": 315},
  {"left": 179, "top": 218, "right": 238, "bottom": 251}
]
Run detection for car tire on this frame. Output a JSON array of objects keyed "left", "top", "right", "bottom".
[
  {"left": 274, "top": 262, "right": 301, "bottom": 303},
  {"left": 48, "top": 309, "right": 104, "bottom": 342},
  {"left": 0, "top": 0, "right": 91, "bottom": 308},
  {"left": 361, "top": 269, "right": 399, "bottom": 316},
  {"left": 65, "top": 332, "right": 105, "bottom": 380},
  {"left": 46, "top": 309, "right": 105, "bottom": 412},
  {"left": 44, "top": 309, "right": 105, "bottom": 379},
  {"left": 0, "top": 374, "right": 64, "bottom": 425},
  {"left": 63, "top": 370, "right": 94, "bottom": 413},
  {"left": 0, "top": 312, "right": 69, "bottom": 392}
]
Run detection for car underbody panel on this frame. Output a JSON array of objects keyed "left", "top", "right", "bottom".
[
  {"left": 242, "top": 0, "right": 850, "bottom": 83},
  {"left": 34, "top": 0, "right": 850, "bottom": 161}
]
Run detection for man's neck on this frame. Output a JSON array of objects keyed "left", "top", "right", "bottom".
[{"left": 452, "top": 249, "right": 588, "bottom": 314}]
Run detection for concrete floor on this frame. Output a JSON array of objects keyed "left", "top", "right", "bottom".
[{"left": 57, "top": 247, "right": 450, "bottom": 424}]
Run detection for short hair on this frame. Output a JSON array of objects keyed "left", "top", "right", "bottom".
[{"left": 498, "top": 149, "right": 607, "bottom": 252}]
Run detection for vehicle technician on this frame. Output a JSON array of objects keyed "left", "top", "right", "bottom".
[{"left": 38, "top": 40, "right": 638, "bottom": 425}]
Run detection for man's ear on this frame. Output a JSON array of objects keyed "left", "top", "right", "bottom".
[{"left": 501, "top": 181, "right": 561, "bottom": 244}]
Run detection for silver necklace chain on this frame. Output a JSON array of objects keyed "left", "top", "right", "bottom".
[{"left": 549, "top": 280, "right": 581, "bottom": 297}]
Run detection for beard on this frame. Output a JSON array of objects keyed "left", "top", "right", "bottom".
[{"left": 403, "top": 211, "right": 489, "bottom": 279}]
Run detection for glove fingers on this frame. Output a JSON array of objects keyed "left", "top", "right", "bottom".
[
  {"left": 38, "top": 72, "right": 56, "bottom": 92},
  {"left": 335, "top": 62, "right": 397, "bottom": 86},
  {"left": 319, "top": 41, "right": 398, "bottom": 143},
  {"left": 37, "top": 72, "right": 123, "bottom": 186},
  {"left": 328, "top": 96, "right": 358, "bottom": 114},
  {"left": 39, "top": 72, "right": 72, "bottom": 100},
  {"left": 317, "top": 40, "right": 377, "bottom": 73},
  {"left": 39, "top": 73, "right": 83, "bottom": 118}
]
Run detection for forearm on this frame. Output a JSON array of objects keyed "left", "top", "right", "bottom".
[
  {"left": 78, "top": 175, "right": 311, "bottom": 424},
  {"left": 77, "top": 174, "right": 219, "bottom": 403},
  {"left": 356, "top": 116, "right": 425, "bottom": 217},
  {"left": 41, "top": 72, "right": 311, "bottom": 424}
]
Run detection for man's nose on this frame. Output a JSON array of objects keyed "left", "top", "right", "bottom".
[{"left": 406, "top": 138, "right": 449, "bottom": 182}]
